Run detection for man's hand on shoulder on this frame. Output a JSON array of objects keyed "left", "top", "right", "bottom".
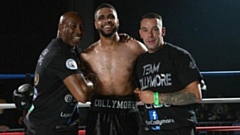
[{"left": 119, "top": 33, "right": 135, "bottom": 42}]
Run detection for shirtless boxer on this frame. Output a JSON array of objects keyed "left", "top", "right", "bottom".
[{"left": 80, "top": 3, "right": 147, "bottom": 135}]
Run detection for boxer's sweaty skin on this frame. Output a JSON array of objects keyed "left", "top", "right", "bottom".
[{"left": 81, "top": 39, "right": 146, "bottom": 96}]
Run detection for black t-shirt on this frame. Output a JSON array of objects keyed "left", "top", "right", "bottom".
[
  {"left": 24, "top": 38, "right": 81, "bottom": 133},
  {"left": 134, "top": 42, "right": 203, "bottom": 130}
]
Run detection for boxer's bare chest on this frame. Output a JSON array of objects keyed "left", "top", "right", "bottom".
[{"left": 87, "top": 45, "right": 136, "bottom": 94}]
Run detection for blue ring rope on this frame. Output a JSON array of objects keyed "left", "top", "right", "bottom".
[
  {"left": 201, "top": 71, "right": 240, "bottom": 76},
  {"left": 0, "top": 74, "right": 35, "bottom": 79},
  {"left": 0, "top": 71, "right": 240, "bottom": 79}
]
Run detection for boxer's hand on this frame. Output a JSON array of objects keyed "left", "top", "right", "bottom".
[
  {"left": 134, "top": 88, "right": 154, "bottom": 104},
  {"left": 13, "top": 83, "right": 33, "bottom": 111},
  {"left": 87, "top": 72, "right": 98, "bottom": 90},
  {"left": 84, "top": 78, "right": 94, "bottom": 90}
]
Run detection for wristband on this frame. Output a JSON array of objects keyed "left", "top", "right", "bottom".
[{"left": 154, "top": 92, "right": 159, "bottom": 105}]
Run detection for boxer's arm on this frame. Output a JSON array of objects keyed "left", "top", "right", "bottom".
[
  {"left": 128, "top": 40, "right": 148, "bottom": 56},
  {"left": 80, "top": 53, "right": 98, "bottom": 92},
  {"left": 119, "top": 33, "right": 148, "bottom": 54}
]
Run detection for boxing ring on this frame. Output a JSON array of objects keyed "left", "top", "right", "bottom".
[{"left": 1, "top": 71, "right": 240, "bottom": 135}]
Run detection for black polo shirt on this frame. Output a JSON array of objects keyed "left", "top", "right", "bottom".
[{"left": 24, "top": 38, "right": 81, "bottom": 133}]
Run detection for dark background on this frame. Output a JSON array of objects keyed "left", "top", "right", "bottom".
[{"left": 0, "top": 0, "right": 239, "bottom": 102}]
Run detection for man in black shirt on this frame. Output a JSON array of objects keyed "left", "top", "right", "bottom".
[
  {"left": 134, "top": 12, "right": 206, "bottom": 135},
  {"left": 23, "top": 11, "right": 93, "bottom": 135}
]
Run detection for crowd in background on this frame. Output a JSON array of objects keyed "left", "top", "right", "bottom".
[
  {"left": 195, "top": 103, "right": 240, "bottom": 135},
  {"left": 0, "top": 97, "right": 24, "bottom": 132},
  {"left": 195, "top": 103, "right": 240, "bottom": 122}
]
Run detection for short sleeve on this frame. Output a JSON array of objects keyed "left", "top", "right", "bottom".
[
  {"left": 175, "top": 51, "right": 202, "bottom": 88},
  {"left": 49, "top": 53, "right": 82, "bottom": 80}
]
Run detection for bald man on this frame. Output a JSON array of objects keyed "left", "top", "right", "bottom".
[{"left": 24, "top": 11, "right": 93, "bottom": 135}]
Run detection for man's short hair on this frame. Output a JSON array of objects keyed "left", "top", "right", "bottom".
[
  {"left": 141, "top": 12, "right": 162, "bottom": 21},
  {"left": 94, "top": 3, "right": 117, "bottom": 16}
]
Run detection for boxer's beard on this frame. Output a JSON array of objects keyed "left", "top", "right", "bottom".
[{"left": 97, "top": 26, "right": 118, "bottom": 38}]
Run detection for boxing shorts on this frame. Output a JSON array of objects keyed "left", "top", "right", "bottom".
[{"left": 86, "top": 94, "right": 141, "bottom": 135}]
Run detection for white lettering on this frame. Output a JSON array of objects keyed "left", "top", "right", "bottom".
[
  {"left": 143, "top": 63, "right": 160, "bottom": 76},
  {"left": 140, "top": 73, "right": 172, "bottom": 89},
  {"left": 112, "top": 100, "right": 117, "bottom": 108},
  {"left": 145, "top": 103, "right": 171, "bottom": 109},
  {"left": 60, "top": 112, "right": 72, "bottom": 118},
  {"left": 37, "top": 48, "right": 49, "bottom": 66},
  {"left": 117, "top": 101, "right": 123, "bottom": 109},
  {"left": 145, "top": 119, "right": 175, "bottom": 126},
  {"left": 94, "top": 99, "right": 136, "bottom": 109}
]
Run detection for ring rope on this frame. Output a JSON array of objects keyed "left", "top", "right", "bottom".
[
  {"left": 1, "top": 97, "right": 240, "bottom": 109},
  {"left": 200, "top": 70, "right": 240, "bottom": 76},
  {"left": 196, "top": 126, "right": 240, "bottom": 131},
  {"left": 0, "top": 130, "right": 86, "bottom": 135},
  {"left": 1, "top": 127, "right": 240, "bottom": 135},
  {"left": 0, "top": 74, "right": 34, "bottom": 79},
  {"left": 1, "top": 72, "right": 239, "bottom": 134},
  {"left": 1, "top": 70, "right": 239, "bottom": 79}
]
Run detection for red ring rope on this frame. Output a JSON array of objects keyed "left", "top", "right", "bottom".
[
  {"left": 1, "top": 126, "right": 240, "bottom": 135},
  {"left": 0, "top": 130, "right": 85, "bottom": 135},
  {"left": 196, "top": 126, "right": 240, "bottom": 131}
]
